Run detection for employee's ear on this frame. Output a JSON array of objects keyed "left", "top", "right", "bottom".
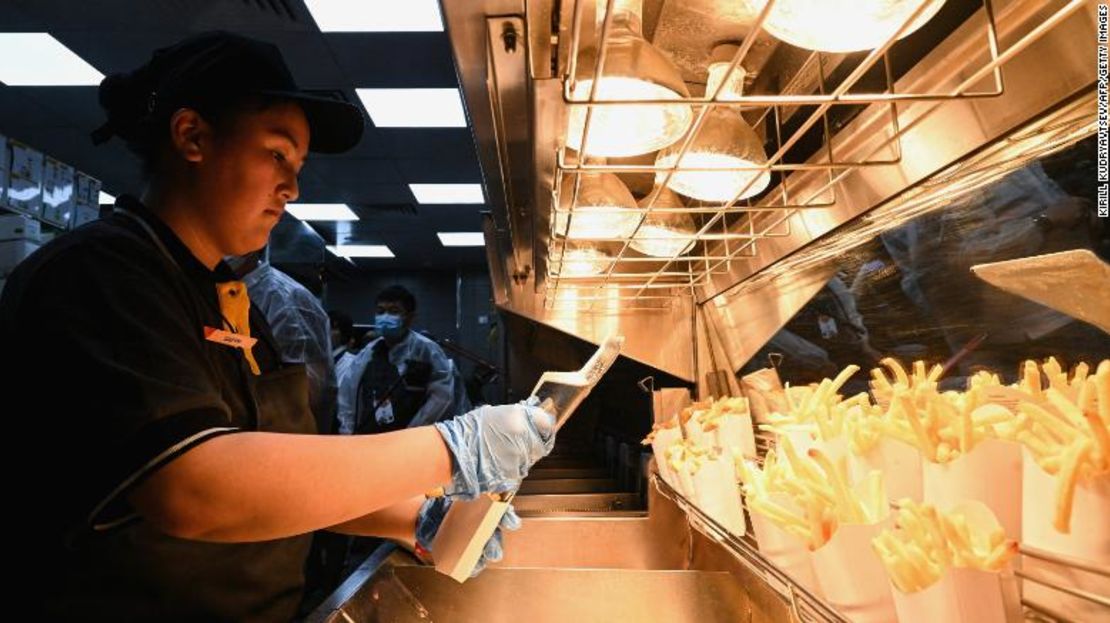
[{"left": 168, "top": 108, "right": 209, "bottom": 163}]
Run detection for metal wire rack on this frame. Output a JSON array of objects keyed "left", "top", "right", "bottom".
[
  {"left": 652, "top": 470, "right": 1110, "bottom": 623},
  {"left": 652, "top": 473, "right": 849, "bottom": 623},
  {"left": 543, "top": 0, "right": 1088, "bottom": 311}
]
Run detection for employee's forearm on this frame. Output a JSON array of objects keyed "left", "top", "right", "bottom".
[
  {"left": 329, "top": 494, "right": 424, "bottom": 547},
  {"left": 130, "top": 426, "right": 452, "bottom": 542}
]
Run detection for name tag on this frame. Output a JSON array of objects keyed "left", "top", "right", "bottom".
[
  {"left": 204, "top": 326, "right": 258, "bottom": 349},
  {"left": 375, "top": 400, "right": 395, "bottom": 425}
]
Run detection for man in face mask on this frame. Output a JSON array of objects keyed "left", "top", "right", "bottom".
[{"left": 336, "top": 285, "right": 464, "bottom": 435}]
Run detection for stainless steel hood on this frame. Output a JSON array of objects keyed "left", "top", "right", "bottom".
[{"left": 441, "top": 0, "right": 1096, "bottom": 386}]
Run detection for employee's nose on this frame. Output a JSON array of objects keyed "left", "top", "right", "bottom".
[{"left": 278, "top": 175, "right": 299, "bottom": 203}]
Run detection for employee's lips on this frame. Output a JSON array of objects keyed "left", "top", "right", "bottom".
[{"left": 263, "top": 205, "right": 285, "bottom": 219}]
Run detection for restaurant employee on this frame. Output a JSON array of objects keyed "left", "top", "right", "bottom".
[{"left": 0, "top": 31, "right": 553, "bottom": 622}]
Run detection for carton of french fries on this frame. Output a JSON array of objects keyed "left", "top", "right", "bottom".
[
  {"left": 663, "top": 438, "right": 705, "bottom": 500},
  {"left": 865, "top": 359, "right": 1023, "bottom": 537},
  {"left": 1000, "top": 358, "right": 1110, "bottom": 619},
  {"left": 761, "top": 363, "right": 924, "bottom": 501},
  {"left": 920, "top": 434, "right": 1023, "bottom": 541},
  {"left": 741, "top": 439, "right": 897, "bottom": 622},
  {"left": 742, "top": 366, "right": 793, "bottom": 424},
  {"left": 872, "top": 500, "right": 1020, "bottom": 623},
  {"left": 747, "top": 493, "right": 825, "bottom": 598},
  {"left": 666, "top": 438, "right": 747, "bottom": 536},
  {"left": 1020, "top": 446, "right": 1110, "bottom": 621},
  {"left": 643, "top": 416, "right": 749, "bottom": 537},
  {"left": 679, "top": 400, "right": 713, "bottom": 447},
  {"left": 643, "top": 419, "right": 684, "bottom": 493},
  {"left": 691, "top": 448, "right": 748, "bottom": 536},
  {"left": 648, "top": 355, "right": 1109, "bottom": 621},
  {"left": 991, "top": 358, "right": 1110, "bottom": 535},
  {"left": 696, "top": 396, "right": 758, "bottom": 459},
  {"left": 804, "top": 451, "right": 896, "bottom": 623}
]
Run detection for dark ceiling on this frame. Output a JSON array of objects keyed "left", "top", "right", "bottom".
[{"left": 0, "top": 0, "right": 490, "bottom": 275}]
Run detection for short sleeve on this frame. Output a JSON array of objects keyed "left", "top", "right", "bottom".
[{"left": 2, "top": 234, "right": 238, "bottom": 528}]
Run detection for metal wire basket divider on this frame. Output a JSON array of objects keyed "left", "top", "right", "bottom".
[{"left": 543, "top": 0, "right": 1088, "bottom": 314}]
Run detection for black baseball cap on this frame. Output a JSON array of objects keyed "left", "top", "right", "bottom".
[{"left": 92, "top": 31, "right": 364, "bottom": 154}]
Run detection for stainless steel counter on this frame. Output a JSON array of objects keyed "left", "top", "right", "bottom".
[{"left": 307, "top": 479, "right": 806, "bottom": 623}]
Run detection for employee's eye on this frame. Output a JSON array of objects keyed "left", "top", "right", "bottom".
[{"left": 272, "top": 150, "right": 287, "bottom": 163}]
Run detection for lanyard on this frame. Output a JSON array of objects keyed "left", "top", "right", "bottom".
[{"left": 114, "top": 207, "right": 281, "bottom": 360}]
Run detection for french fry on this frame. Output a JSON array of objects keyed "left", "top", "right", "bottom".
[
  {"left": 829, "top": 364, "right": 861, "bottom": 397},
  {"left": 1054, "top": 439, "right": 1093, "bottom": 533},
  {"left": 1016, "top": 430, "right": 1054, "bottom": 461},
  {"left": 871, "top": 367, "right": 893, "bottom": 395},
  {"left": 882, "top": 358, "right": 910, "bottom": 387},
  {"left": 970, "top": 403, "right": 1014, "bottom": 428},
  {"left": 899, "top": 392, "right": 938, "bottom": 461},
  {"left": 1080, "top": 403, "right": 1110, "bottom": 470},
  {"left": 1045, "top": 388, "right": 1087, "bottom": 428},
  {"left": 1018, "top": 402, "right": 1075, "bottom": 445},
  {"left": 927, "top": 364, "right": 945, "bottom": 383},
  {"left": 1070, "top": 362, "right": 1090, "bottom": 397},
  {"left": 1043, "top": 356, "right": 1066, "bottom": 391},
  {"left": 1022, "top": 360, "right": 1042, "bottom": 397},
  {"left": 959, "top": 387, "right": 976, "bottom": 454},
  {"left": 874, "top": 501, "right": 1017, "bottom": 594},
  {"left": 748, "top": 496, "right": 810, "bottom": 539},
  {"left": 1095, "top": 362, "right": 1110, "bottom": 428},
  {"left": 865, "top": 470, "right": 885, "bottom": 522},
  {"left": 808, "top": 448, "right": 865, "bottom": 524},
  {"left": 982, "top": 541, "right": 1019, "bottom": 571}
]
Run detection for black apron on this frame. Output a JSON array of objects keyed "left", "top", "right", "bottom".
[
  {"left": 354, "top": 339, "right": 429, "bottom": 434},
  {"left": 57, "top": 210, "right": 317, "bottom": 622}
]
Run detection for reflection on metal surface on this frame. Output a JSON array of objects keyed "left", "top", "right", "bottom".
[
  {"left": 696, "top": 0, "right": 1092, "bottom": 299},
  {"left": 552, "top": 170, "right": 641, "bottom": 239},
  {"left": 517, "top": 477, "right": 620, "bottom": 495},
  {"left": 566, "top": 0, "right": 693, "bottom": 157},
  {"left": 528, "top": 466, "right": 610, "bottom": 479},
  {"left": 512, "top": 492, "right": 642, "bottom": 513},
  {"left": 698, "top": 4, "right": 1096, "bottom": 371},
  {"left": 655, "top": 51, "right": 771, "bottom": 202},
  {"left": 738, "top": 0, "right": 947, "bottom": 53},
  {"left": 392, "top": 566, "right": 751, "bottom": 623},
  {"left": 496, "top": 282, "right": 696, "bottom": 381},
  {"left": 312, "top": 477, "right": 829, "bottom": 623},
  {"left": 628, "top": 186, "right": 697, "bottom": 257},
  {"left": 708, "top": 94, "right": 1097, "bottom": 371},
  {"left": 500, "top": 514, "right": 685, "bottom": 568},
  {"left": 551, "top": 243, "right": 614, "bottom": 277},
  {"left": 444, "top": 0, "right": 1091, "bottom": 381}
]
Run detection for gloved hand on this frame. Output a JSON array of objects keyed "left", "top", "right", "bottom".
[
  {"left": 415, "top": 496, "right": 522, "bottom": 577},
  {"left": 434, "top": 402, "right": 556, "bottom": 499}
]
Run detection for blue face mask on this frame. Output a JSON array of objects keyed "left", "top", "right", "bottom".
[{"left": 375, "top": 313, "right": 406, "bottom": 339}]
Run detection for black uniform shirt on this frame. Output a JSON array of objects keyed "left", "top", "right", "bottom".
[{"left": 0, "top": 195, "right": 301, "bottom": 620}]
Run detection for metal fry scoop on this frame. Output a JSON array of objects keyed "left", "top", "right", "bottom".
[
  {"left": 431, "top": 334, "right": 625, "bottom": 582},
  {"left": 970, "top": 249, "right": 1110, "bottom": 334}
]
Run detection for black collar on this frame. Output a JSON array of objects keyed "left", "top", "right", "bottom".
[{"left": 112, "top": 195, "right": 237, "bottom": 283}]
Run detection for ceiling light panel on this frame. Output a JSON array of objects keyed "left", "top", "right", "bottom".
[
  {"left": 327, "top": 244, "right": 394, "bottom": 258},
  {"left": 287, "top": 203, "right": 359, "bottom": 221},
  {"left": 356, "top": 88, "right": 467, "bottom": 128},
  {"left": 304, "top": 0, "right": 443, "bottom": 32},
  {"left": 437, "top": 232, "right": 485, "bottom": 247},
  {"left": 0, "top": 33, "right": 104, "bottom": 86},
  {"left": 409, "top": 183, "right": 484, "bottom": 204}
]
